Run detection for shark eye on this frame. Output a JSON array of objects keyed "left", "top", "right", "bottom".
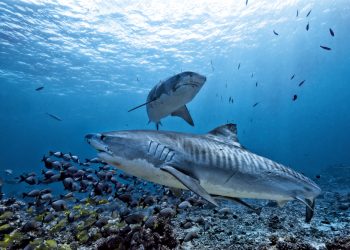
[{"left": 101, "top": 135, "right": 106, "bottom": 140}]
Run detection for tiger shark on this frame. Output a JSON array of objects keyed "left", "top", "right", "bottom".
[
  {"left": 86, "top": 123, "right": 321, "bottom": 222},
  {"left": 128, "top": 71, "right": 206, "bottom": 130}
]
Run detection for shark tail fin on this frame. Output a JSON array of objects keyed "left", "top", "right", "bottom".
[
  {"left": 305, "top": 198, "right": 315, "bottom": 223},
  {"left": 171, "top": 105, "right": 194, "bottom": 126}
]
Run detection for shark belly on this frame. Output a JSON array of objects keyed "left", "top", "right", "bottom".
[
  {"left": 98, "top": 152, "right": 186, "bottom": 189},
  {"left": 148, "top": 86, "right": 197, "bottom": 122}
]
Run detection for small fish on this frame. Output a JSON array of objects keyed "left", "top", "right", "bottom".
[
  {"left": 298, "top": 80, "right": 306, "bottom": 87},
  {"left": 19, "top": 175, "right": 37, "bottom": 185},
  {"left": 255, "top": 81, "right": 258, "bottom": 87},
  {"left": 296, "top": 10, "right": 299, "bottom": 17},
  {"left": 246, "top": 0, "right": 248, "bottom": 5},
  {"left": 252, "top": 102, "right": 259, "bottom": 107},
  {"left": 51, "top": 200, "right": 67, "bottom": 211},
  {"left": 293, "top": 95, "right": 298, "bottom": 101},
  {"left": 329, "top": 28, "right": 334, "bottom": 37},
  {"left": 4, "top": 169, "right": 13, "bottom": 175},
  {"left": 210, "top": 60, "right": 214, "bottom": 72},
  {"left": 306, "top": 22, "right": 309, "bottom": 31},
  {"left": 273, "top": 30, "right": 279, "bottom": 36},
  {"left": 306, "top": 9, "right": 312, "bottom": 17},
  {"left": 315, "top": 175, "right": 321, "bottom": 179},
  {"left": 290, "top": 74, "right": 295, "bottom": 80},
  {"left": 46, "top": 112, "right": 62, "bottom": 121},
  {"left": 35, "top": 86, "right": 44, "bottom": 91},
  {"left": 238, "top": 63, "right": 241, "bottom": 70},
  {"left": 251, "top": 73, "right": 254, "bottom": 78},
  {"left": 23, "top": 189, "right": 41, "bottom": 198},
  {"left": 320, "top": 45, "right": 331, "bottom": 51}
]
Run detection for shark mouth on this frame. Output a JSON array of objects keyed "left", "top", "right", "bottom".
[{"left": 85, "top": 134, "right": 113, "bottom": 155}]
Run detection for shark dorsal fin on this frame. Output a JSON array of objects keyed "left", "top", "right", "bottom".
[{"left": 206, "top": 123, "right": 241, "bottom": 147}]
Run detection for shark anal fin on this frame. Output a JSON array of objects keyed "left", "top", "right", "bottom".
[
  {"left": 305, "top": 198, "right": 315, "bottom": 223},
  {"left": 160, "top": 165, "right": 218, "bottom": 207},
  {"left": 213, "top": 195, "right": 262, "bottom": 215},
  {"left": 171, "top": 105, "right": 194, "bottom": 126}
]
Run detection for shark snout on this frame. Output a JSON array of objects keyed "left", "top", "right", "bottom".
[
  {"left": 85, "top": 133, "right": 112, "bottom": 154},
  {"left": 85, "top": 133, "right": 101, "bottom": 143}
]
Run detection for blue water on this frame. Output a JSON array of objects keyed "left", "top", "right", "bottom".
[{"left": 1, "top": 0, "right": 350, "bottom": 186}]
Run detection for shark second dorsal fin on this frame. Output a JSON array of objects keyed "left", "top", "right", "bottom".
[{"left": 206, "top": 123, "right": 242, "bottom": 147}]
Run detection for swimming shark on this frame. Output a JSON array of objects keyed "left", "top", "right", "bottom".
[
  {"left": 86, "top": 123, "right": 321, "bottom": 222},
  {"left": 128, "top": 71, "right": 206, "bottom": 130}
]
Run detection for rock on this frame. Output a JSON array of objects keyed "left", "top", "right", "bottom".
[
  {"left": 0, "top": 223, "right": 14, "bottom": 234},
  {"left": 178, "top": 201, "right": 192, "bottom": 210},
  {"left": 218, "top": 207, "right": 231, "bottom": 215},
  {"left": 276, "top": 241, "right": 316, "bottom": 250},
  {"left": 326, "top": 235, "right": 350, "bottom": 250},
  {"left": 338, "top": 204, "right": 349, "bottom": 210},
  {"left": 183, "top": 231, "right": 199, "bottom": 242},
  {"left": 195, "top": 216, "right": 205, "bottom": 225},
  {"left": 182, "top": 221, "right": 192, "bottom": 229},
  {"left": 124, "top": 212, "right": 145, "bottom": 225},
  {"left": 159, "top": 207, "right": 175, "bottom": 219},
  {"left": 268, "top": 216, "right": 282, "bottom": 229},
  {"left": 144, "top": 216, "right": 157, "bottom": 229}
]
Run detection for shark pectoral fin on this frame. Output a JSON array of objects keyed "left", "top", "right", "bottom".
[
  {"left": 171, "top": 105, "right": 194, "bottom": 126},
  {"left": 213, "top": 195, "right": 261, "bottom": 215},
  {"left": 305, "top": 198, "right": 315, "bottom": 223},
  {"left": 294, "top": 196, "right": 315, "bottom": 223},
  {"left": 276, "top": 200, "right": 288, "bottom": 207},
  {"left": 160, "top": 165, "right": 218, "bottom": 207},
  {"left": 128, "top": 98, "right": 156, "bottom": 112}
]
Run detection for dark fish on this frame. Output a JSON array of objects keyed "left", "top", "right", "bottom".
[
  {"left": 329, "top": 28, "right": 334, "bottom": 37},
  {"left": 290, "top": 74, "right": 295, "bottom": 80},
  {"left": 19, "top": 175, "right": 36, "bottom": 185},
  {"left": 251, "top": 73, "right": 254, "bottom": 78},
  {"left": 273, "top": 30, "right": 279, "bottom": 36},
  {"left": 255, "top": 81, "right": 258, "bottom": 87},
  {"left": 46, "top": 112, "right": 62, "bottom": 121},
  {"left": 315, "top": 175, "right": 321, "bottom": 179},
  {"left": 51, "top": 200, "right": 67, "bottom": 211},
  {"left": 296, "top": 10, "right": 299, "bottom": 17},
  {"left": 23, "top": 189, "right": 41, "bottom": 198},
  {"left": 293, "top": 95, "right": 298, "bottom": 101},
  {"left": 306, "top": 10, "right": 312, "bottom": 17},
  {"left": 210, "top": 60, "right": 214, "bottom": 72},
  {"left": 320, "top": 45, "right": 331, "bottom": 51},
  {"left": 246, "top": 0, "right": 248, "bottom": 5},
  {"left": 298, "top": 80, "right": 306, "bottom": 87},
  {"left": 35, "top": 86, "right": 44, "bottom": 91},
  {"left": 252, "top": 102, "right": 259, "bottom": 107},
  {"left": 238, "top": 63, "right": 241, "bottom": 70},
  {"left": 306, "top": 22, "right": 309, "bottom": 31}
]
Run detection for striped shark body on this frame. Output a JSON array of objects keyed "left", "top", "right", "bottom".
[{"left": 86, "top": 123, "right": 321, "bottom": 222}]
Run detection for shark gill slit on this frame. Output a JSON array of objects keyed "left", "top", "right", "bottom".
[{"left": 147, "top": 140, "right": 153, "bottom": 153}]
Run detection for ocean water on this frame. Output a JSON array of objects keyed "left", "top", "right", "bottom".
[
  {"left": 1, "top": 0, "right": 350, "bottom": 178},
  {"left": 0, "top": 0, "right": 350, "bottom": 248}
]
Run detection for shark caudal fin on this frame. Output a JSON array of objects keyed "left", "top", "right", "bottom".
[
  {"left": 305, "top": 198, "right": 315, "bottom": 223},
  {"left": 171, "top": 105, "right": 194, "bottom": 126}
]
